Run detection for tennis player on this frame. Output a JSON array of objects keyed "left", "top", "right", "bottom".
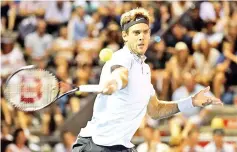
[{"left": 72, "top": 8, "right": 222, "bottom": 152}]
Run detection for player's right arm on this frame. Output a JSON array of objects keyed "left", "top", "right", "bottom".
[
  {"left": 102, "top": 66, "right": 128, "bottom": 95},
  {"left": 100, "top": 51, "right": 131, "bottom": 95}
]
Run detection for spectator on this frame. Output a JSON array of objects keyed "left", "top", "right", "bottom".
[
  {"left": 213, "top": 40, "right": 237, "bottom": 104},
  {"left": 1, "top": 31, "right": 26, "bottom": 80},
  {"left": 89, "top": 12, "right": 103, "bottom": 37},
  {"left": 204, "top": 128, "right": 235, "bottom": 152},
  {"left": 104, "top": 22, "right": 122, "bottom": 51},
  {"left": 204, "top": 20, "right": 224, "bottom": 49},
  {"left": 137, "top": 126, "right": 170, "bottom": 152},
  {"left": 53, "top": 130, "right": 76, "bottom": 152},
  {"left": 17, "top": 1, "right": 48, "bottom": 47},
  {"left": 164, "top": 23, "right": 193, "bottom": 54},
  {"left": 183, "top": 129, "right": 204, "bottom": 152},
  {"left": 158, "top": 3, "right": 171, "bottom": 31},
  {"left": 6, "top": 128, "right": 31, "bottom": 152},
  {"left": 68, "top": 3, "right": 92, "bottom": 41},
  {"left": 51, "top": 25, "right": 75, "bottom": 61},
  {"left": 193, "top": 38, "right": 220, "bottom": 86},
  {"left": 146, "top": 40, "right": 171, "bottom": 100},
  {"left": 24, "top": 19, "right": 53, "bottom": 68},
  {"left": 45, "top": 1, "right": 72, "bottom": 35},
  {"left": 180, "top": 5, "right": 205, "bottom": 34},
  {"left": 166, "top": 42, "right": 195, "bottom": 91}
]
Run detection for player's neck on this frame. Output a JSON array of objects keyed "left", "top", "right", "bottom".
[{"left": 124, "top": 44, "right": 143, "bottom": 58}]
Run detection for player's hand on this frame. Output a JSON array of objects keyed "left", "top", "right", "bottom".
[
  {"left": 101, "top": 79, "right": 118, "bottom": 95},
  {"left": 192, "top": 86, "right": 223, "bottom": 107}
]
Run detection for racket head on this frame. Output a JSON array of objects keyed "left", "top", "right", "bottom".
[{"left": 4, "top": 65, "right": 60, "bottom": 112}]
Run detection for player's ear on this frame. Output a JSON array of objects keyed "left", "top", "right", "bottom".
[{"left": 122, "top": 30, "right": 128, "bottom": 42}]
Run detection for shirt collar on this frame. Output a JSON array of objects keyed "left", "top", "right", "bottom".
[{"left": 123, "top": 45, "right": 147, "bottom": 63}]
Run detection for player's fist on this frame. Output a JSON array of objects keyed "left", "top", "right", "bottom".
[{"left": 102, "top": 79, "right": 118, "bottom": 95}]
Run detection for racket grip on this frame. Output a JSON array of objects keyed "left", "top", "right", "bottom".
[{"left": 79, "top": 85, "right": 102, "bottom": 93}]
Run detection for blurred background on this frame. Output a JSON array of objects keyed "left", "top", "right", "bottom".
[{"left": 1, "top": 1, "right": 237, "bottom": 152}]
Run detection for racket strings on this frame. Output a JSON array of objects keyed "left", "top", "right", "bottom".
[{"left": 4, "top": 69, "right": 60, "bottom": 111}]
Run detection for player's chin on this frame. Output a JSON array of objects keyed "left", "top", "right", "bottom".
[{"left": 137, "top": 48, "right": 146, "bottom": 55}]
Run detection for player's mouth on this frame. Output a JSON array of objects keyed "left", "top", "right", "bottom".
[{"left": 138, "top": 44, "right": 144, "bottom": 48}]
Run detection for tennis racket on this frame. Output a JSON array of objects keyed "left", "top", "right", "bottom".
[{"left": 4, "top": 65, "right": 103, "bottom": 112}]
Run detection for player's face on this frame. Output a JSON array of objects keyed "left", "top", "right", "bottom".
[{"left": 123, "top": 23, "right": 150, "bottom": 55}]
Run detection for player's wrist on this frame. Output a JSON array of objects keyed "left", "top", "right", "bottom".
[{"left": 177, "top": 96, "right": 195, "bottom": 113}]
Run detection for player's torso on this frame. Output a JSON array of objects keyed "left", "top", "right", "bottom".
[{"left": 93, "top": 52, "right": 152, "bottom": 117}]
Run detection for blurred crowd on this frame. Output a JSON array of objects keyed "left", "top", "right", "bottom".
[{"left": 1, "top": 1, "right": 237, "bottom": 152}]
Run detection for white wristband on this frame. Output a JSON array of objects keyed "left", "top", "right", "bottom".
[{"left": 177, "top": 96, "right": 194, "bottom": 113}]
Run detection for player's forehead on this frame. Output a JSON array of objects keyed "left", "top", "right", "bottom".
[{"left": 129, "top": 23, "right": 150, "bottom": 32}]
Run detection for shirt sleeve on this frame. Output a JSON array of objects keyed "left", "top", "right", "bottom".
[
  {"left": 24, "top": 34, "right": 32, "bottom": 48},
  {"left": 109, "top": 51, "right": 133, "bottom": 71}
]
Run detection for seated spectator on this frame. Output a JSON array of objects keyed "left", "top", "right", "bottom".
[
  {"left": 193, "top": 38, "right": 220, "bottom": 86},
  {"left": 164, "top": 23, "right": 193, "bottom": 54},
  {"left": 1, "top": 31, "right": 26, "bottom": 81},
  {"left": 51, "top": 25, "right": 75, "bottom": 61},
  {"left": 24, "top": 19, "right": 53, "bottom": 68},
  {"left": 183, "top": 129, "right": 204, "bottom": 152},
  {"left": 45, "top": 1, "right": 72, "bottom": 35},
  {"left": 166, "top": 42, "right": 195, "bottom": 91},
  {"left": 204, "top": 128, "right": 235, "bottom": 152},
  {"left": 204, "top": 20, "right": 224, "bottom": 49},
  {"left": 137, "top": 126, "right": 170, "bottom": 152},
  {"left": 6, "top": 128, "right": 31, "bottom": 152},
  {"left": 146, "top": 40, "right": 171, "bottom": 100},
  {"left": 17, "top": 1, "right": 47, "bottom": 46},
  {"left": 53, "top": 130, "right": 75, "bottom": 152},
  {"left": 68, "top": 3, "right": 92, "bottom": 41},
  {"left": 213, "top": 21, "right": 237, "bottom": 104},
  {"left": 180, "top": 5, "right": 205, "bottom": 35},
  {"left": 214, "top": 42, "right": 237, "bottom": 104},
  {"left": 104, "top": 22, "right": 122, "bottom": 52},
  {"left": 159, "top": 3, "right": 171, "bottom": 31}
]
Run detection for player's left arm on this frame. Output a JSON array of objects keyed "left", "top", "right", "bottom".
[{"left": 147, "top": 87, "right": 222, "bottom": 120}]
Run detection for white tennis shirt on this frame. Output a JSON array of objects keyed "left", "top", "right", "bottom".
[{"left": 80, "top": 46, "right": 155, "bottom": 148}]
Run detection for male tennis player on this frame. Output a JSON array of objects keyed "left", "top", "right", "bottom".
[{"left": 72, "top": 8, "right": 222, "bottom": 152}]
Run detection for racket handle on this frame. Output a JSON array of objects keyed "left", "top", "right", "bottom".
[{"left": 79, "top": 85, "right": 103, "bottom": 93}]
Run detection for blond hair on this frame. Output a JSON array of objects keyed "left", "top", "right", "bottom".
[{"left": 120, "top": 8, "right": 150, "bottom": 30}]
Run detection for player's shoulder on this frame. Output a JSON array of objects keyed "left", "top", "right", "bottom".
[
  {"left": 113, "top": 48, "right": 132, "bottom": 56},
  {"left": 112, "top": 48, "right": 133, "bottom": 60}
]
